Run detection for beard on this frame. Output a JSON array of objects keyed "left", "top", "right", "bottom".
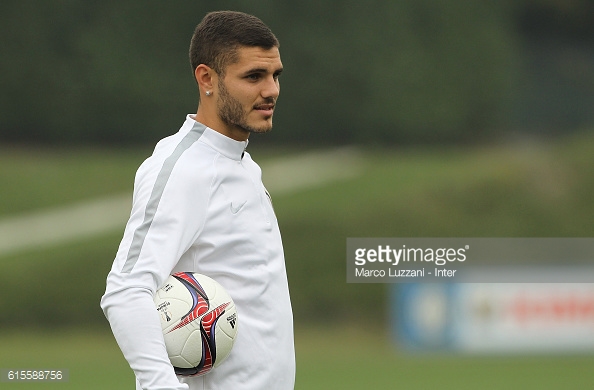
[{"left": 217, "top": 79, "right": 274, "bottom": 134}]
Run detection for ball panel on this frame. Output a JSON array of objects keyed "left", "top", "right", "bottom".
[
  {"left": 169, "top": 355, "right": 192, "bottom": 369},
  {"left": 213, "top": 329, "right": 235, "bottom": 367},
  {"left": 180, "top": 329, "right": 205, "bottom": 367},
  {"left": 163, "top": 324, "right": 192, "bottom": 356},
  {"left": 192, "top": 274, "right": 219, "bottom": 300}
]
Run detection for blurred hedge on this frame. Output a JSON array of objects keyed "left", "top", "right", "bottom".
[
  {"left": 3, "top": 1, "right": 594, "bottom": 146},
  {"left": 1, "top": 0, "right": 516, "bottom": 146}
]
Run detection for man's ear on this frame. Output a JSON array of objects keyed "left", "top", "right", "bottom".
[{"left": 194, "top": 64, "right": 215, "bottom": 94}]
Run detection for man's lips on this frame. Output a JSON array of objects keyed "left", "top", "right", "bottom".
[{"left": 254, "top": 103, "right": 275, "bottom": 116}]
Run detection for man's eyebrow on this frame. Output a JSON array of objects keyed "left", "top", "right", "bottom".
[{"left": 242, "top": 67, "right": 284, "bottom": 75}]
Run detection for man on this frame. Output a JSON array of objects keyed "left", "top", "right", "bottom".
[{"left": 100, "top": 11, "right": 295, "bottom": 390}]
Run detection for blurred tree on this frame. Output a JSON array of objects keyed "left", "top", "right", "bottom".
[
  {"left": 273, "top": 0, "right": 516, "bottom": 145},
  {"left": 518, "top": 0, "right": 594, "bottom": 42},
  {"left": 509, "top": 0, "right": 594, "bottom": 134},
  {"left": 1, "top": 0, "right": 590, "bottom": 146},
  {"left": 0, "top": 1, "right": 202, "bottom": 144}
]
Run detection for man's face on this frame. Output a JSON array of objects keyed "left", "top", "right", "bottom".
[{"left": 216, "top": 46, "right": 283, "bottom": 135}]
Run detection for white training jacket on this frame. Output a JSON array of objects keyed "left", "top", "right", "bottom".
[{"left": 100, "top": 115, "right": 295, "bottom": 390}]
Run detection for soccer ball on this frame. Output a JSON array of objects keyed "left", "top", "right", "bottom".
[{"left": 154, "top": 272, "right": 238, "bottom": 376}]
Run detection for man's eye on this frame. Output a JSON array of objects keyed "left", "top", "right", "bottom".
[{"left": 247, "top": 74, "right": 260, "bottom": 81}]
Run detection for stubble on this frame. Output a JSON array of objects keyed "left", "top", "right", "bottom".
[{"left": 217, "top": 80, "right": 273, "bottom": 134}]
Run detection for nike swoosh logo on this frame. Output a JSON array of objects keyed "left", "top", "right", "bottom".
[{"left": 230, "top": 200, "right": 247, "bottom": 214}]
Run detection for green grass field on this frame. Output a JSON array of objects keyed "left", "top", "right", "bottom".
[
  {"left": 1, "top": 134, "right": 594, "bottom": 389},
  {"left": 1, "top": 328, "right": 593, "bottom": 389}
]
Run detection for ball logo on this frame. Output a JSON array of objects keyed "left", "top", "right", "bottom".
[
  {"left": 226, "top": 313, "right": 237, "bottom": 329},
  {"left": 156, "top": 301, "right": 172, "bottom": 322}
]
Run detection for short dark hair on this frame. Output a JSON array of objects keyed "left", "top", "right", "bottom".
[{"left": 189, "top": 11, "right": 279, "bottom": 77}]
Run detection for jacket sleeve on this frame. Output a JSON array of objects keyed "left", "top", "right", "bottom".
[{"left": 100, "top": 151, "right": 213, "bottom": 390}]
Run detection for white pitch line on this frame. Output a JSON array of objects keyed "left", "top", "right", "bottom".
[
  {"left": 262, "top": 146, "right": 363, "bottom": 194},
  {"left": 0, "top": 194, "right": 133, "bottom": 256},
  {"left": 0, "top": 148, "right": 363, "bottom": 256}
]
